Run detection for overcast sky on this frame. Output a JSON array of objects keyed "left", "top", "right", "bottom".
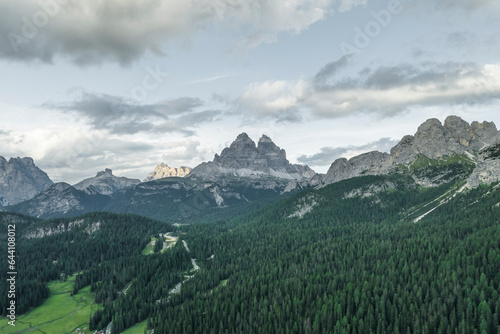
[{"left": 1, "top": 0, "right": 499, "bottom": 183}]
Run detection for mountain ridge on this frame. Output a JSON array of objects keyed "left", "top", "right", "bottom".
[
  {"left": 312, "top": 115, "right": 500, "bottom": 188},
  {"left": 5, "top": 115, "right": 500, "bottom": 220},
  {"left": 73, "top": 168, "right": 141, "bottom": 195}
]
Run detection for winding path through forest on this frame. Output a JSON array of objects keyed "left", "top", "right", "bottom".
[{"left": 169, "top": 240, "right": 199, "bottom": 295}]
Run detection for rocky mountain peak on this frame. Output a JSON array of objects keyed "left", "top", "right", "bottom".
[
  {"left": 73, "top": 168, "right": 141, "bottom": 195},
  {"left": 222, "top": 133, "right": 257, "bottom": 156},
  {"left": 96, "top": 168, "right": 113, "bottom": 177},
  {"left": 0, "top": 156, "right": 53, "bottom": 206},
  {"left": 145, "top": 163, "right": 192, "bottom": 181},
  {"left": 391, "top": 115, "right": 500, "bottom": 164},
  {"left": 258, "top": 134, "right": 273, "bottom": 143},
  {"left": 314, "top": 115, "right": 500, "bottom": 190},
  {"left": 9, "top": 157, "right": 35, "bottom": 165},
  {"left": 258, "top": 134, "right": 283, "bottom": 152},
  {"left": 191, "top": 133, "right": 315, "bottom": 180}
]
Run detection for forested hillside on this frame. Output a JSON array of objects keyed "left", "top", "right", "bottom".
[
  {"left": 2, "top": 174, "right": 500, "bottom": 333},
  {"left": 0, "top": 212, "right": 184, "bottom": 317},
  {"left": 145, "top": 176, "right": 500, "bottom": 333}
]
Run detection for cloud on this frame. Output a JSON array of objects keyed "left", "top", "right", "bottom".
[
  {"left": 46, "top": 93, "right": 215, "bottom": 135},
  {"left": 161, "top": 140, "right": 205, "bottom": 163},
  {"left": 0, "top": 0, "right": 336, "bottom": 65},
  {"left": 338, "top": 0, "right": 367, "bottom": 13},
  {"left": 431, "top": 0, "right": 498, "bottom": 11},
  {"left": 227, "top": 0, "right": 333, "bottom": 50},
  {"left": 297, "top": 137, "right": 398, "bottom": 166},
  {"left": 237, "top": 80, "right": 308, "bottom": 121},
  {"left": 312, "top": 55, "right": 351, "bottom": 90},
  {"left": 236, "top": 59, "right": 500, "bottom": 122},
  {"left": 308, "top": 61, "right": 500, "bottom": 118},
  {"left": 0, "top": 124, "right": 208, "bottom": 183}
]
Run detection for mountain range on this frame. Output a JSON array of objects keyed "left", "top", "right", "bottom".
[
  {"left": 2, "top": 115, "right": 500, "bottom": 334},
  {"left": 2, "top": 115, "right": 500, "bottom": 221}
]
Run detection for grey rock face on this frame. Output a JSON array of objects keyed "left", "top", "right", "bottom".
[
  {"left": 145, "top": 163, "right": 192, "bottom": 181},
  {"left": 73, "top": 168, "right": 141, "bottom": 195},
  {"left": 23, "top": 219, "right": 101, "bottom": 239},
  {"left": 391, "top": 116, "right": 500, "bottom": 165},
  {"left": 413, "top": 118, "right": 449, "bottom": 159},
  {"left": 390, "top": 135, "right": 416, "bottom": 164},
  {"left": 467, "top": 143, "right": 500, "bottom": 187},
  {"left": 191, "top": 133, "right": 316, "bottom": 180},
  {"left": 318, "top": 116, "right": 500, "bottom": 189},
  {"left": 322, "top": 151, "right": 392, "bottom": 185},
  {"left": 0, "top": 156, "right": 53, "bottom": 206}
]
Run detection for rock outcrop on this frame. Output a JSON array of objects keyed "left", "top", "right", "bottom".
[
  {"left": 391, "top": 116, "right": 499, "bottom": 165},
  {"left": 467, "top": 143, "right": 500, "bottom": 187},
  {"left": 316, "top": 116, "right": 500, "bottom": 188},
  {"left": 0, "top": 157, "right": 53, "bottom": 206},
  {"left": 190, "top": 133, "right": 316, "bottom": 180},
  {"left": 145, "top": 163, "right": 191, "bottom": 181},
  {"left": 73, "top": 168, "right": 141, "bottom": 195},
  {"left": 322, "top": 151, "right": 392, "bottom": 185}
]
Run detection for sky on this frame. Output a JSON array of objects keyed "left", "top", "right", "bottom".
[{"left": 0, "top": 0, "right": 499, "bottom": 184}]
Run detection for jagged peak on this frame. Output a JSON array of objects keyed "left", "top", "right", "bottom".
[
  {"left": 258, "top": 134, "right": 273, "bottom": 143},
  {"left": 8, "top": 157, "right": 35, "bottom": 165},
  {"left": 96, "top": 168, "right": 113, "bottom": 177},
  {"left": 236, "top": 132, "right": 250, "bottom": 139},
  {"left": 472, "top": 120, "right": 497, "bottom": 131},
  {"left": 416, "top": 118, "right": 443, "bottom": 132},
  {"left": 232, "top": 132, "right": 254, "bottom": 144},
  {"left": 192, "top": 132, "right": 315, "bottom": 180},
  {"left": 444, "top": 115, "right": 469, "bottom": 126}
]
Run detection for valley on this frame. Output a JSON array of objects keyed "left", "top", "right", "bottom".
[{"left": 1, "top": 116, "right": 500, "bottom": 333}]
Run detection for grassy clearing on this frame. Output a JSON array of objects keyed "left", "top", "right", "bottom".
[
  {"left": 0, "top": 276, "right": 101, "bottom": 334},
  {"left": 141, "top": 236, "right": 158, "bottom": 255},
  {"left": 122, "top": 320, "right": 149, "bottom": 334}
]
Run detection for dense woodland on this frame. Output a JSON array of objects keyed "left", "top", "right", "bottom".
[
  {"left": 1, "top": 172, "right": 500, "bottom": 333},
  {"left": 0, "top": 212, "right": 178, "bottom": 316},
  {"left": 147, "top": 176, "right": 500, "bottom": 334}
]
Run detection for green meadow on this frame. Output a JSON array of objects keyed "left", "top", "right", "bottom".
[
  {"left": 0, "top": 276, "right": 102, "bottom": 334},
  {"left": 141, "top": 236, "right": 157, "bottom": 255},
  {"left": 121, "top": 320, "right": 148, "bottom": 334}
]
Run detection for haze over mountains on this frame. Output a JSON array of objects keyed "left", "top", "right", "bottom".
[{"left": 1, "top": 115, "right": 500, "bottom": 220}]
